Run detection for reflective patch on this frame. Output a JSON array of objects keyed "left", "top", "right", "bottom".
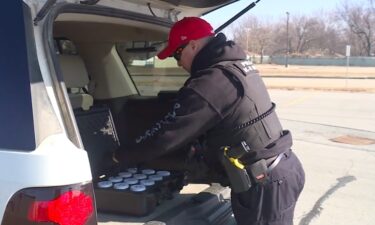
[{"left": 241, "top": 60, "right": 255, "bottom": 73}]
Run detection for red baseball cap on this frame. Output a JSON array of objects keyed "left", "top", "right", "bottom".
[{"left": 157, "top": 17, "right": 215, "bottom": 60}]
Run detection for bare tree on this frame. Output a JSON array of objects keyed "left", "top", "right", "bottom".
[
  {"left": 269, "top": 14, "right": 333, "bottom": 56},
  {"left": 231, "top": 15, "right": 273, "bottom": 62},
  {"left": 229, "top": 0, "right": 374, "bottom": 58},
  {"left": 293, "top": 16, "right": 320, "bottom": 54},
  {"left": 321, "top": 25, "right": 345, "bottom": 56},
  {"left": 266, "top": 21, "right": 286, "bottom": 55},
  {"left": 337, "top": 0, "right": 375, "bottom": 56}
]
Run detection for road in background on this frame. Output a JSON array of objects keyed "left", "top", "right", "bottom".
[
  {"left": 259, "top": 64, "right": 375, "bottom": 92},
  {"left": 264, "top": 77, "right": 375, "bottom": 92},
  {"left": 256, "top": 65, "right": 375, "bottom": 78},
  {"left": 271, "top": 89, "right": 375, "bottom": 132}
]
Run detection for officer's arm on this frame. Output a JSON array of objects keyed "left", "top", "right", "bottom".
[{"left": 115, "top": 87, "right": 222, "bottom": 164}]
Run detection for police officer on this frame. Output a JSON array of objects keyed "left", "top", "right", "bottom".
[{"left": 116, "top": 17, "right": 305, "bottom": 225}]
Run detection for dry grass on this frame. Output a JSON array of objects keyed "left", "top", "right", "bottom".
[{"left": 256, "top": 64, "right": 375, "bottom": 78}]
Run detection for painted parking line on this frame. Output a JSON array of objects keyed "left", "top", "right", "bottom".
[{"left": 282, "top": 94, "right": 314, "bottom": 107}]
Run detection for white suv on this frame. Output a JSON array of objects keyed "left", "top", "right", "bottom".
[{"left": 0, "top": 1, "right": 248, "bottom": 224}]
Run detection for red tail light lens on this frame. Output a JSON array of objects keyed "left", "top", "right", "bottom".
[
  {"left": 1, "top": 183, "right": 97, "bottom": 225},
  {"left": 28, "top": 190, "right": 94, "bottom": 225}
]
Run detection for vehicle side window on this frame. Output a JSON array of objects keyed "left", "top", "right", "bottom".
[{"left": 0, "top": 2, "right": 35, "bottom": 150}]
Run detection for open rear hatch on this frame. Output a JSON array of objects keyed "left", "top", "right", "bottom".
[{"left": 97, "top": 0, "right": 240, "bottom": 19}]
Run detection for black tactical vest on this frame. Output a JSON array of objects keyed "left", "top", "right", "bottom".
[{"left": 191, "top": 60, "right": 292, "bottom": 165}]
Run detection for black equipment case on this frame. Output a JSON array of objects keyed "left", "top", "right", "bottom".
[{"left": 74, "top": 105, "right": 185, "bottom": 216}]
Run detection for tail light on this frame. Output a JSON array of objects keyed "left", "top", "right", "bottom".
[{"left": 1, "top": 182, "right": 97, "bottom": 225}]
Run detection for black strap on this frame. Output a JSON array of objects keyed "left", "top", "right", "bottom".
[{"left": 233, "top": 102, "right": 276, "bottom": 132}]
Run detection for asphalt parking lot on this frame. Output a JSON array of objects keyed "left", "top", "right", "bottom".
[{"left": 271, "top": 89, "right": 375, "bottom": 225}]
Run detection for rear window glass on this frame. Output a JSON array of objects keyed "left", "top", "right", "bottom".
[
  {"left": 116, "top": 41, "right": 189, "bottom": 96},
  {"left": 0, "top": 2, "right": 35, "bottom": 150}
]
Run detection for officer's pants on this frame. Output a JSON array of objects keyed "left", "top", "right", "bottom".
[{"left": 231, "top": 150, "right": 305, "bottom": 225}]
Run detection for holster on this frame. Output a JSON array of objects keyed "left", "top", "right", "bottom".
[
  {"left": 220, "top": 141, "right": 271, "bottom": 193},
  {"left": 220, "top": 142, "right": 253, "bottom": 193},
  {"left": 221, "top": 155, "right": 252, "bottom": 193}
]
